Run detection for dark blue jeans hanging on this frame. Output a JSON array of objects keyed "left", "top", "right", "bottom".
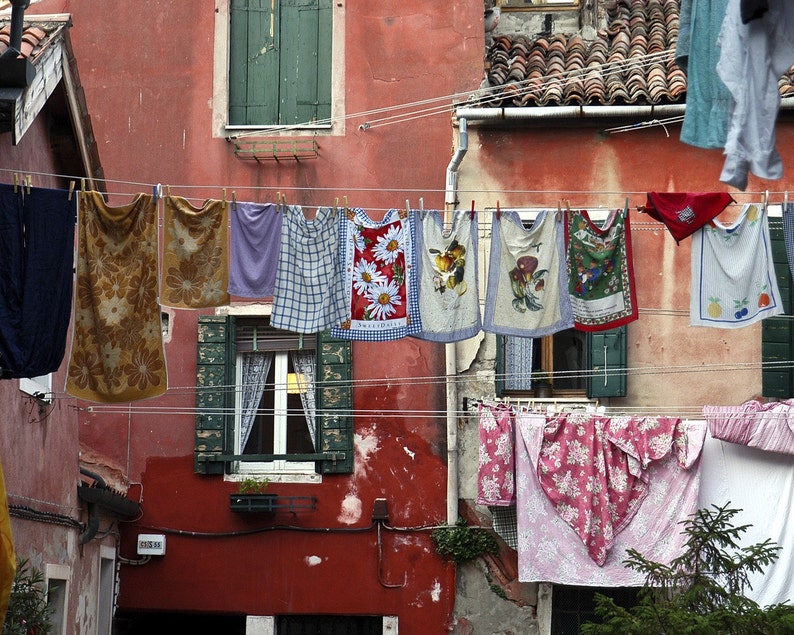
[{"left": 0, "top": 184, "right": 75, "bottom": 379}]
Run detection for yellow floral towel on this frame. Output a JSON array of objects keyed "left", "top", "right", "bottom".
[
  {"left": 0, "top": 456, "right": 15, "bottom": 627},
  {"left": 67, "top": 191, "right": 167, "bottom": 403},
  {"left": 161, "top": 196, "right": 229, "bottom": 308}
]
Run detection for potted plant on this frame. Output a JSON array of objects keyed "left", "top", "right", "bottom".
[
  {"left": 3, "top": 558, "right": 53, "bottom": 635},
  {"left": 531, "top": 369, "right": 553, "bottom": 398},
  {"left": 229, "top": 476, "right": 278, "bottom": 513}
]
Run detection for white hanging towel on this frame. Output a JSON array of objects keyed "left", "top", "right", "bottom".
[{"left": 690, "top": 203, "right": 783, "bottom": 328}]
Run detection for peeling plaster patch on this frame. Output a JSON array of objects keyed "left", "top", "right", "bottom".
[
  {"left": 305, "top": 555, "right": 323, "bottom": 567},
  {"left": 355, "top": 427, "right": 380, "bottom": 461},
  {"left": 430, "top": 579, "right": 442, "bottom": 602},
  {"left": 338, "top": 493, "right": 363, "bottom": 524},
  {"left": 403, "top": 446, "right": 415, "bottom": 460}
]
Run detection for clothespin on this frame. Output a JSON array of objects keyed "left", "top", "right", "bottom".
[
  {"left": 231, "top": 190, "right": 237, "bottom": 211},
  {"left": 25, "top": 175, "right": 31, "bottom": 194},
  {"left": 470, "top": 200, "right": 476, "bottom": 221},
  {"left": 80, "top": 178, "right": 86, "bottom": 193},
  {"left": 166, "top": 184, "right": 172, "bottom": 197},
  {"left": 152, "top": 183, "right": 162, "bottom": 204},
  {"left": 333, "top": 196, "right": 339, "bottom": 217},
  {"left": 13, "top": 173, "right": 18, "bottom": 193},
  {"left": 280, "top": 192, "right": 287, "bottom": 212},
  {"left": 68, "top": 181, "right": 76, "bottom": 201},
  {"left": 764, "top": 190, "right": 769, "bottom": 213},
  {"left": 556, "top": 200, "right": 562, "bottom": 222},
  {"left": 495, "top": 200, "right": 501, "bottom": 221},
  {"left": 419, "top": 197, "right": 424, "bottom": 211},
  {"left": 222, "top": 188, "right": 227, "bottom": 210},
  {"left": 344, "top": 195, "right": 348, "bottom": 212},
  {"left": 405, "top": 199, "right": 411, "bottom": 214}
]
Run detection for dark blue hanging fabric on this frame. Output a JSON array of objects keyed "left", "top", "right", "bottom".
[
  {"left": 0, "top": 184, "right": 25, "bottom": 376},
  {"left": 0, "top": 185, "right": 75, "bottom": 379}
]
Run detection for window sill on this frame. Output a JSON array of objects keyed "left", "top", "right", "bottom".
[{"left": 228, "top": 472, "right": 322, "bottom": 485}]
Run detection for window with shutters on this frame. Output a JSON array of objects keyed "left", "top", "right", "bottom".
[
  {"left": 497, "top": 326, "right": 626, "bottom": 399},
  {"left": 762, "top": 216, "right": 793, "bottom": 398},
  {"left": 195, "top": 315, "right": 354, "bottom": 476},
  {"left": 227, "top": 0, "right": 333, "bottom": 128}
]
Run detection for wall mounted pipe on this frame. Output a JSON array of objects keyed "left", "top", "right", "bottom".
[{"left": 443, "top": 118, "right": 469, "bottom": 524}]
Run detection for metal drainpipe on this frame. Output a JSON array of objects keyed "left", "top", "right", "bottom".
[{"left": 444, "top": 118, "right": 468, "bottom": 525}]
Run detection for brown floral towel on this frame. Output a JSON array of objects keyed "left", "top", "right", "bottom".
[
  {"left": 67, "top": 192, "right": 167, "bottom": 403},
  {"left": 161, "top": 196, "right": 229, "bottom": 308}
]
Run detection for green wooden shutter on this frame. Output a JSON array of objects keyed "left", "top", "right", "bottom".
[
  {"left": 229, "top": 0, "right": 279, "bottom": 125},
  {"left": 585, "top": 326, "right": 627, "bottom": 399},
  {"left": 279, "top": 0, "right": 331, "bottom": 125},
  {"left": 195, "top": 316, "right": 235, "bottom": 474},
  {"left": 316, "top": 331, "right": 353, "bottom": 474},
  {"left": 762, "top": 223, "right": 794, "bottom": 398},
  {"left": 229, "top": 0, "right": 331, "bottom": 126}
]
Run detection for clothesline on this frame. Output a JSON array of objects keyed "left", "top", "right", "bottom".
[
  {"left": 29, "top": 357, "right": 784, "bottom": 409},
  {"left": 0, "top": 168, "right": 783, "bottom": 203}
]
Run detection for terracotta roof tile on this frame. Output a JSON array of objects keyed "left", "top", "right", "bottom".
[
  {"left": 480, "top": 0, "right": 794, "bottom": 108},
  {"left": 0, "top": 23, "right": 50, "bottom": 59}
]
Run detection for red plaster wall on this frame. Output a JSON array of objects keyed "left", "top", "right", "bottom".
[{"left": 31, "top": 0, "right": 483, "bottom": 631}]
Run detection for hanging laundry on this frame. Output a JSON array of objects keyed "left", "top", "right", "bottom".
[
  {"left": 228, "top": 201, "right": 282, "bottom": 298},
  {"left": 331, "top": 207, "right": 422, "bottom": 341},
  {"left": 783, "top": 199, "right": 794, "bottom": 279},
  {"left": 0, "top": 184, "right": 74, "bottom": 378},
  {"left": 699, "top": 430, "right": 794, "bottom": 607},
  {"left": 675, "top": 0, "right": 732, "bottom": 150},
  {"left": 476, "top": 402, "right": 515, "bottom": 506},
  {"left": 537, "top": 412, "right": 683, "bottom": 565},
  {"left": 515, "top": 411, "right": 706, "bottom": 584},
  {"left": 566, "top": 204, "right": 638, "bottom": 331},
  {"left": 413, "top": 210, "right": 481, "bottom": 342},
  {"left": 484, "top": 210, "right": 573, "bottom": 337},
  {"left": 67, "top": 192, "right": 167, "bottom": 403},
  {"left": 716, "top": 0, "right": 794, "bottom": 190},
  {"left": 271, "top": 205, "right": 347, "bottom": 334},
  {"left": 643, "top": 192, "right": 734, "bottom": 243},
  {"left": 161, "top": 195, "right": 229, "bottom": 308},
  {"left": 704, "top": 399, "right": 794, "bottom": 454},
  {"left": 690, "top": 202, "right": 782, "bottom": 328}
]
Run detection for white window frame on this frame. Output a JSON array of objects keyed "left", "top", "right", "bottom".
[
  {"left": 97, "top": 546, "right": 117, "bottom": 635},
  {"left": 245, "top": 615, "right": 398, "bottom": 634},
  {"left": 45, "top": 563, "right": 70, "bottom": 635},
  {"left": 211, "top": 0, "right": 346, "bottom": 138},
  {"left": 234, "top": 348, "right": 315, "bottom": 475}
]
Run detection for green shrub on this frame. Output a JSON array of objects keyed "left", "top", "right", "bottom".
[
  {"left": 3, "top": 558, "right": 52, "bottom": 635},
  {"left": 432, "top": 519, "right": 499, "bottom": 564}
]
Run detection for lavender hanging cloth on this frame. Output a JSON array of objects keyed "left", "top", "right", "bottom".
[
  {"left": 229, "top": 201, "right": 282, "bottom": 298},
  {"left": 0, "top": 185, "right": 75, "bottom": 378}
]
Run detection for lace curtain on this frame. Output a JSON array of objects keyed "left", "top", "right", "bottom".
[
  {"left": 291, "top": 350, "right": 317, "bottom": 450},
  {"left": 239, "top": 352, "right": 273, "bottom": 451}
]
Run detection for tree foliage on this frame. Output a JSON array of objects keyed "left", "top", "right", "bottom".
[{"left": 581, "top": 504, "right": 794, "bottom": 635}]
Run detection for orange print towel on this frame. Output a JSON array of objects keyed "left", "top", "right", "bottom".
[
  {"left": 67, "top": 191, "right": 167, "bottom": 402},
  {"left": 161, "top": 195, "right": 229, "bottom": 308}
]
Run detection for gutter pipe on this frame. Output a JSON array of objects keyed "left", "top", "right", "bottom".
[
  {"left": 455, "top": 103, "right": 686, "bottom": 122},
  {"left": 444, "top": 118, "right": 468, "bottom": 525}
]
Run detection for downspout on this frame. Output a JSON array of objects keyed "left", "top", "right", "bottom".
[
  {"left": 444, "top": 118, "right": 468, "bottom": 524},
  {"left": 78, "top": 467, "right": 106, "bottom": 545}
]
